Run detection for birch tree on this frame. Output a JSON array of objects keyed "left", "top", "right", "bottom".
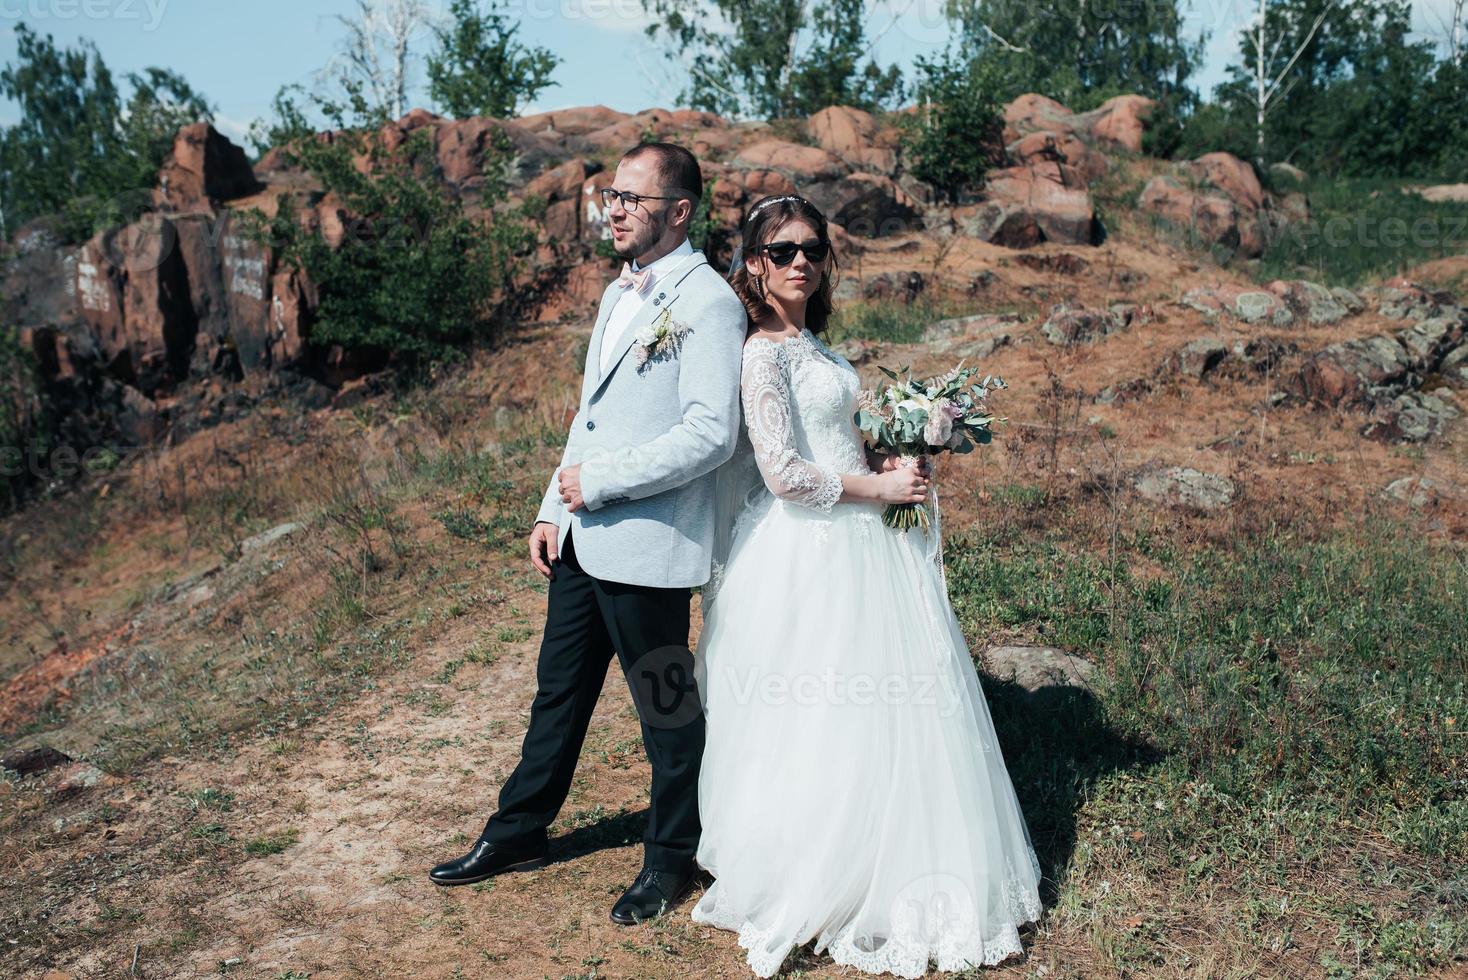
[{"left": 321, "top": 0, "right": 435, "bottom": 122}]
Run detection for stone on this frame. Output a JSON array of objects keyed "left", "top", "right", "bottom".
[
  {"left": 806, "top": 105, "right": 877, "bottom": 156},
  {"left": 1186, "top": 152, "right": 1265, "bottom": 211},
  {"left": 1441, "top": 345, "right": 1468, "bottom": 386},
  {"left": 1140, "top": 177, "right": 1258, "bottom": 258},
  {"left": 153, "top": 122, "right": 263, "bottom": 213},
  {"left": 1295, "top": 335, "right": 1414, "bottom": 406},
  {"left": 1363, "top": 389, "right": 1461, "bottom": 442},
  {"left": 803, "top": 172, "right": 922, "bottom": 238},
  {"left": 1040, "top": 303, "right": 1126, "bottom": 345},
  {"left": 1094, "top": 377, "right": 1153, "bottom": 404},
  {"left": 1078, "top": 95, "right": 1156, "bottom": 154},
  {"left": 982, "top": 645, "right": 1097, "bottom": 693},
  {"left": 1395, "top": 316, "right": 1463, "bottom": 369},
  {"left": 1133, "top": 464, "right": 1236, "bottom": 510},
  {"left": 962, "top": 162, "right": 1100, "bottom": 247},
  {"left": 1001, "top": 93, "right": 1155, "bottom": 154},
  {"left": 1382, "top": 475, "right": 1455, "bottom": 508},
  {"left": 732, "top": 140, "right": 850, "bottom": 181},
  {"left": 922, "top": 313, "right": 1017, "bottom": 357},
  {"left": 1267, "top": 279, "right": 1350, "bottom": 324},
  {"left": 511, "top": 105, "right": 628, "bottom": 138},
  {"left": 1168, "top": 338, "right": 1229, "bottom": 379},
  {"left": 1004, "top": 130, "right": 1108, "bottom": 184},
  {"left": 860, "top": 270, "right": 926, "bottom": 304},
  {"left": 240, "top": 522, "right": 305, "bottom": 555},
  {"left": 1, "top": 744, "right": 73, "bottom": 775},
  {"left": 1181, "top": 285, "right": 1294, "bottom": 326}
]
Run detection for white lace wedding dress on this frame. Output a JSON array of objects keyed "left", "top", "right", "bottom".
[{"left": 690, "top": 327, "right": 1045, "bottom": 979}]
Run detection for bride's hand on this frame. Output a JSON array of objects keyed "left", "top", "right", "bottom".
[
  {"left": 877, "top": 452, "right": 933, "bottom": 477},
  {"left": 875, "top": 464, "right": 930, "bottom": 504}
]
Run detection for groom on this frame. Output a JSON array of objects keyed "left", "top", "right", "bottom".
[{"left": 429, "top": 141, "right": 747, "bottom": 925}]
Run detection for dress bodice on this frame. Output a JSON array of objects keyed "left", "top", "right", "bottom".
[{"left": 739, "top": 327, "right": 871, "bottom": 511}]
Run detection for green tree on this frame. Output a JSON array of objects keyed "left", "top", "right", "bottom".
[
  {"left": 426, "top": 0, "right": 559, "bottom": 119},
  {"left": 0, "top": 22, "right": 211, "bottom": 241},
  {"left": 946, "top": 0, "right": 1205, "bottom": 110},
  {"left": 237, "top": 81, "right": 536, "bottom": 373},
  {"left": 900, "top": 48, "right": 1006, "bottom": 204},
  {"left": 643, "top": 0, "right": 905, "bottom": 119}
]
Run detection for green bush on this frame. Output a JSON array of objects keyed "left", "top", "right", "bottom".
[
  {"left": 899, "top": 49, "right": 1005, "bottom": 205},
  {"left": 238, "top": 83, "right": 536, "bottom": 373}
]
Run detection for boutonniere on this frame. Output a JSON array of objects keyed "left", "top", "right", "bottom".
[{"left": 632, "top": 307, "right": 692, "bottom": 371}]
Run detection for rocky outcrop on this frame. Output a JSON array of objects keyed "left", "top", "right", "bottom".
[
  {"left": 1040, "top": 302, "right": 1151, "bottom": 345},
  {"left": 154, "top": 122, "right": 263, "bottom": 213},
  {"left": 959, "top": 161, "right": 1101, "bottom": 247},
  {"left": 1181, "top": 284, "right": 1295, "bottom": 326},
  {"left": 1140, "top": 152, "right": 1293, "bottom": 259},
  {"left": 1002, "top": 93, "right": 1155, "bottom": 155}
]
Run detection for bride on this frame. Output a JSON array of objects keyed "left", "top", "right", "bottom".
[{"left": 690, "top": 194, "right": 1045, "bottom": 978}]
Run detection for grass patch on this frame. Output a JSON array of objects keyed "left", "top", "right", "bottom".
[
  {"left": 1257, "top": 175, "right": 1468, "bottom": 286},
  {"left": 946, "top": 510, "right": 1467, "bottom": 974},
  {"left": 823, "top": 297, "right": 970, "bottom": 346}
]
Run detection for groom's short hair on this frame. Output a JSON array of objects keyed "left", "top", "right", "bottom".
[{"left": 621, "top": 141, "right": 703, "bottom": 205}]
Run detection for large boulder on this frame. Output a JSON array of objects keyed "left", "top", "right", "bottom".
[
  {"left": 511, "top": 105, "right": 628, "bottom": 138},
  {"left": 1267, "top": 279, "right": 1351, "bottom": 324},
  {"left": 524, "top": 158, "right": 604, "bottom": 243},
  {"left": 1362, "top": 389, "right": 1462, "bottom": 442},
  {"left": 1039, "top": 303, "right": 1128, "bottom": 345},
  {"left": 1295, "top": 335, "right": 1415, "bottom": 406},
  {"left": 1002, "top": 93, "right": 1156, "bottom": 154},
  {"left": 1181, "top": 284, "right": 1294, "bottom": 326},
  {"left": 802, "top": 172, "right": 922, "bottom": 238},
  {"left": 153, "top": 122, "right": 263, "bottom": 213},
  {"left": 1004, "top": 130, "right": 1108, "bottom": 184},
  {"left": 731, "top": 139, "right": 851, "bottom": 182},
  {"left": 960, "top": 161, "right": 1100, "bottom": 247},
  {"left": 807, "top": 106, "right": 877, "bottom": 156},
  {"left": 1140, "top": 175, "right": 1260, "bottom": 258}
]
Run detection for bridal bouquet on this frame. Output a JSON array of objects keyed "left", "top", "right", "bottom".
[{"left": 854, "top": 363, "right": 1007, "bottom": 532}]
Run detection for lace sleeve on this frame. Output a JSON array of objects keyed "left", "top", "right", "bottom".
[{"left": 741, "top": 339, "right": 844, "bottom": 512}]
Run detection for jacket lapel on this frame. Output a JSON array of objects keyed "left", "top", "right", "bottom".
[
  {"left": 582, "top": 283, "right": 624, "bottom": 404},
  {"left": 591, "top": 251, "right": 708, "bottom": 399}
]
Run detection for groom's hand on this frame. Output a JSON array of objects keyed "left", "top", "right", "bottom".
[
  {"left": 558, "top": 463, "right": 585, "bottom": 512},
  {"left": 529, "top": 521, "right": 559, "bottom": 577}
]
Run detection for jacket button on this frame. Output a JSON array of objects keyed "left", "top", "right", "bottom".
[{"left": 586, "top": 420, "right": 595, "bottom": 430}]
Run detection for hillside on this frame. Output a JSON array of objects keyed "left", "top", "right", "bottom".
[{"left": 2, "top": 97, "right": 1466, "bottom": 978}]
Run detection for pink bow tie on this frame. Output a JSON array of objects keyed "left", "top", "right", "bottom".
[{"left": 617, "top": 263, "right": 653, "bottom": 293}]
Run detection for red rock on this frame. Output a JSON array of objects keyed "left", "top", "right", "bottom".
[
  {"left": 963, "top": 162, "right": 1100, "bottom": 246},
  {"left": 1187, "top": 152, "right": 1264, "bottom": 212},
  {"left": 1080, "top": 95, "right": 1155, "bottom": 154},
  {"left": 1139, "top": 176, "right": 1261, "bottom": 257},
  {"left": 804, "top": 172, "right": 922, "bottom": 238},
  {"left": 1005, "top": 131, "right": 1108, "bottom": 183},
  {"left": 1003, "top": 94, "right": 1076, "bottom": 144},
  {"left": 807, "top": 106, "right": 877, "bottom": 156},
  {"left": 153, "top": 122, "right": 262, "bottom": 213},
  {"left": 732, "top": 140, "right": 850, "bottom": 181},
  {"left": 511, "top": 105, "right": 628, "bottom": 137}
]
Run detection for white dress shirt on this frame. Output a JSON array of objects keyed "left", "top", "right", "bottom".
[{"left": 599, "top": 237, "right": 695, "bottom": 376}]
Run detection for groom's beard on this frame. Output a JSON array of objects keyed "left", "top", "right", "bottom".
[{"left": 613, "top": 209, "right": 667, "bottom": 261}]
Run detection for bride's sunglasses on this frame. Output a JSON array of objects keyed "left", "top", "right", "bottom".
[{"left": 756, "top": 240, "right": 830, "bottom": 267}]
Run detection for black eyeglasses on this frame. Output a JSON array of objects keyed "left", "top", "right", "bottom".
[
  {"left": 600, "top": 187, "right": 682, "bottom": 213},
  {"left": 756, "top": 240, "right": 830, "bottom": 266}
]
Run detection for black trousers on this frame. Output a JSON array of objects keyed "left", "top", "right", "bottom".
[{"left": 482, "top": 525, "right": 705, "bottom": 871}]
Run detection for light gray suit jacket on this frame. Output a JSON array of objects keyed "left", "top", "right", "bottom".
[{"left": 536, "top": 250, "right": 747, "bottom": 588}]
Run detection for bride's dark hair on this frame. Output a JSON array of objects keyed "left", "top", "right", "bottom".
[{"left": 728, "top": 195, "right": 840, "bottom": 335}]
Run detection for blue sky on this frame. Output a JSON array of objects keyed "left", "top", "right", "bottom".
[{"left": 0, "top": 0, "right": 1460, "bottom": 144}]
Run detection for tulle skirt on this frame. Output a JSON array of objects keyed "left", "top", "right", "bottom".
[{"left": 691, "top": 494, "right": 1044, "bottom": 978}]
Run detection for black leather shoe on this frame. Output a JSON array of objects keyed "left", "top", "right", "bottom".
[
  {"left": 429, "top": 837, "right": 548, "bottom": 886},
  {"left": 609, "top": 865, "right": 697, "bottom": 925}
]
